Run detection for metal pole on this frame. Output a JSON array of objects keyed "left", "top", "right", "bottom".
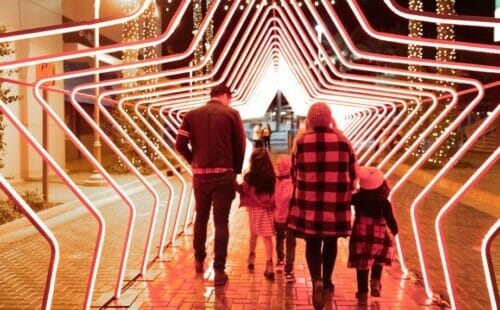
[
  {"left": 42, "top": 90, "right": 48, "bottom": 201},
  {"left": 276, "top": 90, "right": 281, "bottom": 132},
  {"left": 93, "top": 0, "right": 101, "bottom": 166},
  {"left": 84, "top": 0, "right": 106, "bottom": 186}
]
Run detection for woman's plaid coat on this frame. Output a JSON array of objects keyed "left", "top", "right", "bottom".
[{"left": 287, "top": 128, "right": 357, "bottom": 237}]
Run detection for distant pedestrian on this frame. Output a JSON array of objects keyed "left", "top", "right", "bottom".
[
  {"left": 288, "top": 102, "right": 357, "bottom": 310},
  {"left": 273, "top": 154, "right": 297, "bottom": 283},
  {"left": 236, "top": 148, "right": 276, "bottom": 280},
  {"left": 252, "top": 123, "right": 263, "bottom": 148},
  {"left": 175, "top": 84, "right": 246, "bottom": 286},
  {"left": 262, "top": 123, "right": 272, "bottom": 151},
  {"left": 348, "top": 166, "right": 398, "bottom": 305}
]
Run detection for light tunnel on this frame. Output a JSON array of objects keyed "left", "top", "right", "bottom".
[{"left": 0, "top": 0, "right": 498, "bottom": 309}]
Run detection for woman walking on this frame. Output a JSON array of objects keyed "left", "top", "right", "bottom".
[{"left": 287, "top": 102, "right": 358, "bottom": 309}]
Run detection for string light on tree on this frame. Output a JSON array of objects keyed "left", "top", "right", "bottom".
[
  {"left": 113, "top": 0, "right": 161, "bottom": 172},
  {"left": 193, "top": 0, "right": 203, "bottom": 78},
  {"left": 436, "top": 0, "right": 456, "bottom": 83},
  {"left": 205, "top": 0, "right": 214, "bottom": 74},
  {"left": 428, "top": 0, "right": 458, "bottom": 167},
  {"left": 407, "top": 0, "right": 423, "bottom": 85},
  {"left": 121, "top": 0, "right": 139, "bottom": 89},
  {"left": 142, "top": 2, "right": 160, "bottom": 91},
  {"left": 192, "top": 0, "right": 214, "bottom": 83},
  {"left": 114, "top": 0, "right": 140, "bottom": 171},
  {"left": 405, "top": 0, "right": 426, "bottom": 159},
  {"left": 139, "top": 2, "right": 161, "bottom": 164}
]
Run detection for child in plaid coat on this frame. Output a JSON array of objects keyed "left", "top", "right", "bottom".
[{"left": 348, "top": 166, "right": 399, "bottom": 305}]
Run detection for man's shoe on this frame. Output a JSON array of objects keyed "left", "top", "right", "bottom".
[
  {"left": 214, "top": 271, "right": 228, "bottom": 286},
  {"left": 356, "top": 292, "right": 368, "bottom": 305},
  {"left": 195, "top": 260, "right": 204, "bottom": 274}
]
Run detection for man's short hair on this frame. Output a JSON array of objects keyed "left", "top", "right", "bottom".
[{"left": 210, "top": 85, "right": 232, "bottom": 98}]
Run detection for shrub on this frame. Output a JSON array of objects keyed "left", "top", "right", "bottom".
[
  {"left": 0, "top": 200, "right": 18, "bottom": 224},
  {"left": 0, "top": 189, "right": 53, "bottom": 225}
]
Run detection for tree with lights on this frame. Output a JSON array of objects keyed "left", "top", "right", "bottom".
[
  {"left": 407, "top": 0, "right": 424, "bottom": 83},
  {"left": 427, "top": 0, "right": 457, "bottom": 167},
  {"left": 193, "top": 0, "right": 214, "bottom": 76},
  {"left": 0, "top": 25, "right": 20, "bottom": 168},
  {"left": 404, "top": 0, "right": 428, "bottom": 160},
  {"left": 404, "top": 0, "right": 458, "bottom": 168},
  {"left": 112, "top": 1, "right": 161, "bottom": 173}
]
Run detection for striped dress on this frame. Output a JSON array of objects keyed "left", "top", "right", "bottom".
[
  {"left": 287, "top": 127, "right": 357, "bottom": 237},
  {"left": 236, "top": 182, "right": 276, "bottom": 236}
]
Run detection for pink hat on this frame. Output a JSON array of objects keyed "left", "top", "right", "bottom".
[
  {"left": 358, "top": 166, "right": 384, "bottom": 190},
  {"left": 276, "top": 154, "right": 292, "bottom": 177}
]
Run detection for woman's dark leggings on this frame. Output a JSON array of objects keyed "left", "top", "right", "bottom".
[
  {"left": 305, "top": 236, "right": 338, "bottom": 284},
  {"left": 356, "top": 264, "right": 383, "bottom": 293}
]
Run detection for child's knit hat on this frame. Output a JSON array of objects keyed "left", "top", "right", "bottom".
[
  {"left": 358, "top": 166, "right": 384, "bottom": 190},
  {"left": 276, "top": 154, "right": 292, "bottom": 177}
]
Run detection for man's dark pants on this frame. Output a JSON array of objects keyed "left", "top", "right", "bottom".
[{"left": 192, "top": 171, "right": 235, "bottom": 272}]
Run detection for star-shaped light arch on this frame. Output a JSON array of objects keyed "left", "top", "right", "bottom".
[{"left": 0, "top": 1, "right": 498, "bottom": 309}]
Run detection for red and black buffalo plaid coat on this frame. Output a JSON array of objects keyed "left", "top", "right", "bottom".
[
  {"left": 347, "top": 185, "right": 399, "bottom": 269},
  {"left": 287, "top": 127, "right": 357, "bottom": 237}
]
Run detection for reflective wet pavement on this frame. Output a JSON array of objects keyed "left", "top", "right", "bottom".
[{"left": 0, "top": 146, "right": 497, "bottom": 309}]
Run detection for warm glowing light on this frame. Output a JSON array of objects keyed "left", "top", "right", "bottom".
[{"left": 1, "top": 0, "right": 497, "bottom": 308}]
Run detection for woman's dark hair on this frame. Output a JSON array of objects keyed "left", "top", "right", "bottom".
[{"left": 244, "top": 148, "right": 276, "bottom": 195}]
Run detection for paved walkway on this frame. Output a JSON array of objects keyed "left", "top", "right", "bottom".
[
  {"left": 386, "top": 152, "right": 499, "bottom": 310},
  {"left": 130, "top": 208, "right": 435, "bottom": 309},
  {"left": 0, "top": 145, "right": 498, "bottom": 309}
]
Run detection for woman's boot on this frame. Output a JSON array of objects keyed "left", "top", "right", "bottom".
[
  {"left": 312, "top": 280, "right": 324, "bottom": 309},
  {"left": 370, "top": 279, "right": 382, "bottom": 297}
]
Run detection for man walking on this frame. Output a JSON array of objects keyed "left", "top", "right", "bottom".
[{"left": 175, "top": 85, "right": 246, "bottom": 286}]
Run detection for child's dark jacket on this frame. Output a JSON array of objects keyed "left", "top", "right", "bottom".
[{"left": 348, "top": 187, "right": 398, "bottom": 269}]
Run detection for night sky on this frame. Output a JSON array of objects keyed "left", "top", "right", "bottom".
[
  {"left": 378, "top": 0, "right": 496, "bottom": 44},
  {"left": 159, "top": 1, "right": 498, "bottom": 76},
  {"left": 162, "top": 1, "right": 497, "bottom": 50}
]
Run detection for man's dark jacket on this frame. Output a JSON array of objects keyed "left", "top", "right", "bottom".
[{"left": 175, "top": 100, "right": 246, "bottom": 174}]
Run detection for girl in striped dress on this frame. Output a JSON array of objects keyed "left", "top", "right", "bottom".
[
  {"left": 348, "top": 166, "right": 399, "bottom": 305},
  {"left": 236, "top": 148, "right": 276, "bottom": 280}
]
